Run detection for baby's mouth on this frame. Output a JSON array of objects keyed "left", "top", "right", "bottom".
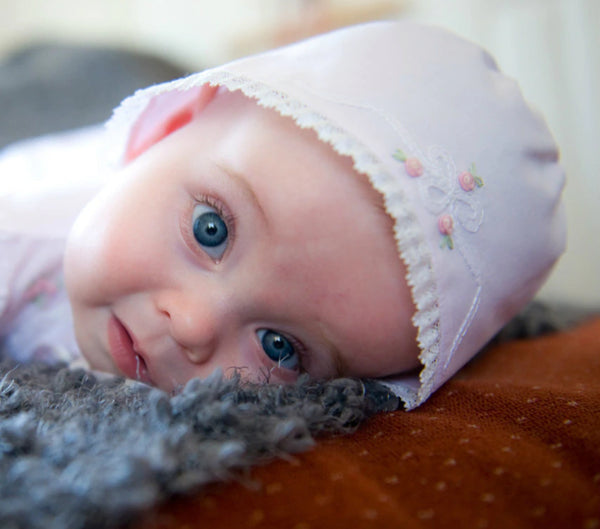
[{"left": 107, "top": 315, "right": 151, "bottom": 384}]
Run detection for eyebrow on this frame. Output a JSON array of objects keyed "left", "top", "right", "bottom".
[{"left": 213, "top": 160, "right": 269, "bottom": 228}]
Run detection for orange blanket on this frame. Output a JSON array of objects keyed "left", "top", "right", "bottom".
[{"left": 140, "top": 317, "right": 600, "bottom": 529}]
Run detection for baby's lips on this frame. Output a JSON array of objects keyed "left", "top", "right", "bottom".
[{"left": 107, "top": 315, "right": 152, "bottom": 384}]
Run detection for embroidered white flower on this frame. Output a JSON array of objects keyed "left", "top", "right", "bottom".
[{"left": 394, "top": 149, "right": 485, "bottom": 250}]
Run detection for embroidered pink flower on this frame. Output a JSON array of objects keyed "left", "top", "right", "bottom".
[
  {"left": 23, "top": 278, "right": 58, "bottom": 304},
  {"left": 438, "top": 214, "right": 454, "bottom": 250},
  {"left": 405, "top": 157, "right": 424, "bottom": 177},
  {"left": 458, "top": 170, "right": 476, "bottom": 191},
  {"left": 393, "top": 149, "right": 424, "bottom": 177},
  {"left": 458, "top": 163, "right": 484, "bottom": 191},
  {"left": 438, "top": 214, "right": 454, "bottom": 235}
]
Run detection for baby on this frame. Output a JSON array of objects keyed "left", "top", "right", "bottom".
[{"left": 0, "top": 21, "right": 565, "bottom": 409}]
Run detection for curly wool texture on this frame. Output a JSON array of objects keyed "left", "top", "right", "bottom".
[{"left": 0, "top": 360, "right": 398, "bottom": 529}]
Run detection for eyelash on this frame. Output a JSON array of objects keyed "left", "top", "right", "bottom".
[
  {"left": 278, "top": 332, "right": 307, "bottom": 372},
  {"left": 196, "top": 194, "right": 237, "bottom": 236},
  {"left": 188, "top": 193, "right": 237, "bottom": 258}
]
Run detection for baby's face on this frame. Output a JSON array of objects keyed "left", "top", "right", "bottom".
[{"left": 64, "top": 90, "right": 418, "bottom": 391}]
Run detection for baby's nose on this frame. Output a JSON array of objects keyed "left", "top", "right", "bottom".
[{"left": 155, "top": 290, "right": 222, "bottom": 364}]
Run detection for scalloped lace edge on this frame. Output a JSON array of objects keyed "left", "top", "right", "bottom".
[{"left": 105, "top": 70, "right": 442, "bottom": 410}]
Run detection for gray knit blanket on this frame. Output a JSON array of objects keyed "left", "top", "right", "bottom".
[{"left": 0, "top": 359, "right": 397, "bottom": 529}]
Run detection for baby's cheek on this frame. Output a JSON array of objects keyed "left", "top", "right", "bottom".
[
  {"left": 324, "top": 283, "right": 419, "bottom": 378},
  {"left": 64, "top": 195, "right": 139, "bottom": 305}
]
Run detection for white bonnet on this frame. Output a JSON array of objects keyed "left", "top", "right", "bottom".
[{"left": 106, "top": 21, "right": 566, "bottom": 409}]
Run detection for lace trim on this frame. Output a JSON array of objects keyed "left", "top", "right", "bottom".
[
  {"left": 106, "top": 69, "right": 442, "bottom": 410},
  {"left": 388, "top": 134, "right": 486, "bottom": 374}
]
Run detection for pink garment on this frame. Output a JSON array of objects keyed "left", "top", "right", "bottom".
[
  {"left": 106, "top": 21, "right": 566, "bottom": 409},
  {"left": 0, "top": 126, "right": 108, "bottom": 364}
]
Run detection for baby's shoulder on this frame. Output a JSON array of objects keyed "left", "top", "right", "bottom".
[
  {"left": 0, "top": 125, "right": 110, "bottom": 238},
  {"left": 0, "top": 124, "right": 108, "bottom": 191}
]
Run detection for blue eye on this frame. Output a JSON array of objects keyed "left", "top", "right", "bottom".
[
  {"left": 257, "top": 329, "right": 299, "bottom": 370},
  {"left": 192, "top": 204, "right": 228, "bottom": 259}
]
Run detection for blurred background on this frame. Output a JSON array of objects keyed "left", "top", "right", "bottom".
[{"left": 0, "top": 0, "right": 598, "bottom": 307}]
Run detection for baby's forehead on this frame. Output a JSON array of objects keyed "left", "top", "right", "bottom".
[
  {"left": 121, "top": 73, "right": 396, "bottom": 238},
  {"left": 203, "top": 89, "right": 394, "bottom": 227}
]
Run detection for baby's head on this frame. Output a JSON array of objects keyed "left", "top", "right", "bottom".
[
  {"left": 64, "top": 21, "right": 565, "bottom": 409},
  {"left": 64, "top": 86, "right": 419, "bottom": 390}
]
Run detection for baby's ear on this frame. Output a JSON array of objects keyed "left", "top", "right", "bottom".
[{"left": 125, "top": 83, "right": 219, "bottom": 162}]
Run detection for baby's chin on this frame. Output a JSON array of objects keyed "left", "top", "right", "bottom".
[{"left": 78, "top": 344, "right": 119, "bottom": 378}]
